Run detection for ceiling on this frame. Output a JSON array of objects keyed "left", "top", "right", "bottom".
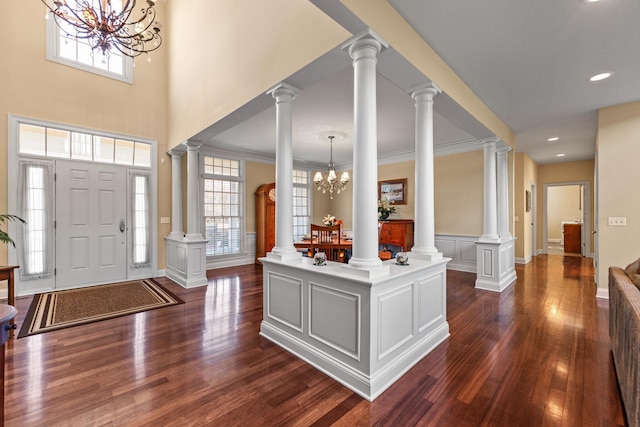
[{"left": 191, "top": 0, "right": 640, "bottom": 167}]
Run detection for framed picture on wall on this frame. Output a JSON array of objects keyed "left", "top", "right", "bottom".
[
  {"left": 525, "top": 190, "right": 531, "bottom": 212},
  {"left": 378, "top": 178, "right": 407, "bottom": 205}
]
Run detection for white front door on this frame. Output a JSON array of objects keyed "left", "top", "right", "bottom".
[{"left": 55, "top": 161, "right": 127, "bottom": 289}]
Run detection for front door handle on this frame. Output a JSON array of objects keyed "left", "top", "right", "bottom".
[{"left": 119, "top": 219, "right": 125, "bottom": 233}]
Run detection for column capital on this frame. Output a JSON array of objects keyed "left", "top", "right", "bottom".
[
  {"left": 342, "top": 28, "right": 388, "bottom": 59},
  {"left": 496, "top": 144, "right": 511, "bottom": 154},
  {"left": 167, "top": 147, "right": 185, "bottom": 158},
  {"left": 408, "top": 82, "right": 442, "bottom": 100},
  {"left": 184, "top": 140, "right": 201, "bottom": 151},
  {"left": 267, "top": 82, "right": 300, "bottom": 101},
  {"left": 481, "top": 136, "right": 500, "bottom": 147}
]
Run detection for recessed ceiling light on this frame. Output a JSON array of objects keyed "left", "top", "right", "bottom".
[
  {"left": 584, "top": 0, "right": 600, "bottom": 3},
  {"left": 556, "top": 153, "right": 566, "bottom": 157},
  {"left": 590, "top": 72, "right": 612, "bottom": 82},
  {"left": 547, "top": 137, "right": 559, "bottom": 142}
]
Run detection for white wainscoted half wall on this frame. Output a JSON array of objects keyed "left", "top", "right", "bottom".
[
  {"left": 434, "top": 235, "right": 478, "bottom": 273},
  {"left": 259, "top": 256, "right": 451, "bottom": 401}
]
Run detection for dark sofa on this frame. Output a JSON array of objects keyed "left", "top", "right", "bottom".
[{"left": 609, "top": 265, "right": 640, "bottom": 427}]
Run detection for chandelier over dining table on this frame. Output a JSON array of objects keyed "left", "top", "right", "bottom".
[
  {"left": 313, "top": 135, "right": 350, "bottom": 199},
  {"left": 41, "top": 0, "right": 163, "bottom": 59}
]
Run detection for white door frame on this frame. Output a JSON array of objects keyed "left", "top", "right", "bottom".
[
  {"left": 542, "top": 181, "right": 592, "bottom": 257},
  {"left": 7, "top": 115, "right": 158, "bottom": 296},
  {"left": 530, "top": 182, "right": 537, "bottom": 257}
]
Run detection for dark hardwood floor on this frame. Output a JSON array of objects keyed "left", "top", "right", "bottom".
[{"left": 3, "top": 255, "right": 626, "bottom": 426}]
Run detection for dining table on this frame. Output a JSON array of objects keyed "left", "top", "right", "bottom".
[
  {"left": 294, "top": 237, "right": 352, "bottom": 263},
  {"left": 293, "top": 237, "right": 352, "bottom": 250}
]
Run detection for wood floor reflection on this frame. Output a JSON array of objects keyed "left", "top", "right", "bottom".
[{"left": 4, "top": 256, "right": 625, "bottom": 426}]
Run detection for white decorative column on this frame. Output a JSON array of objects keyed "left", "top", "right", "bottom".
[
  {"left": 266, "top": 83, "right": 301, "bottom": 261},
  {"left": 475, "top": 138, "right": 516, "bottom": 292},
  {"left": 480, "top": 137, "right": 499, "bottom": 242},
  {"left": 259, "top": 32, "right": 450, "bottom": 400},
  {"left": 410, "top": 83, "right": 442, "bottom": 261},
  {"left": 184, "top": 141, "right": 203, "bottom": 241},
  {"left": 165, "top": 141, "right": 207, "bottom": 288},
  {"left": 343, "top": 29, "right": 388, "bottom": 275},
  {"left": 496, "top": 145, "right": 512, "bottom": 240},
  {"left": 168, "top": 148, "right": 185, "bottom": 240}
]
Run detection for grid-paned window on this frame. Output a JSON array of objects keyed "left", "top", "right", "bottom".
[
  {"left": 46, "top": 0, "right": 133, "bottom": 83},
  {"left": 203, "top": 157, "right": 243, "bottom": 257},
  {"left": 132, "top": 174, "right": 151, "bottom": 266},
  {"left": 18, "top": 161, "right": 54, "bottom": 280},
  {"left": 18, "top": 123, "right": 151, "bottom": 167},
  {"left": 293, "top": 170, "right": 311, "bottom": 241}
]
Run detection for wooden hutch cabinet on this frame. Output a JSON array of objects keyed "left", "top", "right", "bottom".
[
  {"left": 378, "top": 219, "right": 414, "bottom": 252},
  {"left": 255, "top": 182, "right": 276, "bottom": 264}
]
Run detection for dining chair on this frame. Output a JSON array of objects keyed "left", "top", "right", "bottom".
[{"left": 309, "top": 224, "right": 343, "bottom": 262}]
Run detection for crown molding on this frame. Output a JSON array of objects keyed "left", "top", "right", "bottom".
[
  {"left": 194, "top": 137, "right": 483, "bottom": 172},
  {"left": 434, "top": 137, "right": 483, "bottom": 156},
  {"left": 196, "top": 141, "right": 327, "bottom": 170}
]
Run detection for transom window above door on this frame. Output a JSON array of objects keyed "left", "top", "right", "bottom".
[{"left": 18, "top": 123, "right": 151, "bottom": 167}]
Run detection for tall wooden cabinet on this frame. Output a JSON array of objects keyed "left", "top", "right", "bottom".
[
  {"left": 378, "top": 219, "right": 414, "bottom": 252},
  {"left": 255, "top": 183, "right": 276, "bottom": 264}
]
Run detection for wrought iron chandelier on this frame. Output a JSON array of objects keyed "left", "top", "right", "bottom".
[
  {"left": 41, "top": 0, "right": 163, "bottom": 59},
  {"left": 313, "top": 136, "right": 350, "bottom": 199}
]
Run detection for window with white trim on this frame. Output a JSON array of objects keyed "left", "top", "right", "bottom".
[
  {"left": 132, "top": 172, "right": 151, "bottom": 267},
  {"left": 203, "top": 156, "right": 243, "bottom": 257},
  {"left": 45, "top": 3, "right": 134, "bottom": 84},
  {"left": 293, "top": 170, "right": 311, "bottom": 241},
  {"left": 18, "top": 160, "right": 54, "bottom": 280},
  {"left": 18, "top": 123, "right": 151, "bottom": 166}
]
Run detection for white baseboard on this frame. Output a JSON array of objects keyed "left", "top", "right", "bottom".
[
  {"left": 515, "top": 256, "right": 532, "bottom": 265},
  {"left": 206, "top": 254, "right": 255, "bottom": 270},
  {"left": 596, "top": 287, "right": 609, "bottom": 300}
]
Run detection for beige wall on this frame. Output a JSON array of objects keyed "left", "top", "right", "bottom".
[
  {"left": 1, "top": 2, "right": 170, "bottom": 267},
  {"left": 597, "top": 101, "right": 640, "bottom": 288},
  {"left": 166, "top": 0, "right": 351, "bottom": 149},
  {"left": 435, "top": 151, "right": 484, "bottom": 236},
  {"left": 536, "top": 160, "right": 594, "bottom": 255},
  {"left": 547, "top": 186, "right": 582, "bottom": 241},
  {"left": 514, "top": 153, "right": 538, "bottom": 260}
]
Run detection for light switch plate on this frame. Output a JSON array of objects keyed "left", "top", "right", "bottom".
[
  {"left": 608, "top": 217, "right": 626, "bottom": 226},
  {"left": 160, "top": 217, "right": 171, "bottom": 224}
]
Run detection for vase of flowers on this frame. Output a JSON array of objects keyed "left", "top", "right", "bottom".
[
  {"left": 323, "top": 214, "right": 336, "bottom": 226},
  {"left": 378, "top": 199, "right": 396, "bottom": 220}
]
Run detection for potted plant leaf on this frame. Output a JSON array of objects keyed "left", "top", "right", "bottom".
[{"left": 0, "top": 214, "right": 26, "bottom": 247}]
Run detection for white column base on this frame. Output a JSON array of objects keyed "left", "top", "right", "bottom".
[
  {"left": 347, "top": 257, "right": 384, "bottom": 270},
  {"left": 475, "top": 237, "right": 516, "bottom": 292},
  {"left": 167, "top": 231, "right": 184, "bottom": 240},
  {"left": 165, "top": 237, "right": 208, "bottom": 288},
  {"left": 341, "top": 263, "right": 390, "bottom": 280},
  {"left": 183, "top": 233, "right": 205, "bottom": 242},
  {"left": 410, "top": 249, "right": 443, "bottom": 261},
  {"left": 478, "top": 235, "right": 501, "bottom": 243},
  {"left": 500, "top": 234, "right": 513, "bottom": 243},
  {"left": 266, "top": 250, "right": 302, "bottom": 262}
]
